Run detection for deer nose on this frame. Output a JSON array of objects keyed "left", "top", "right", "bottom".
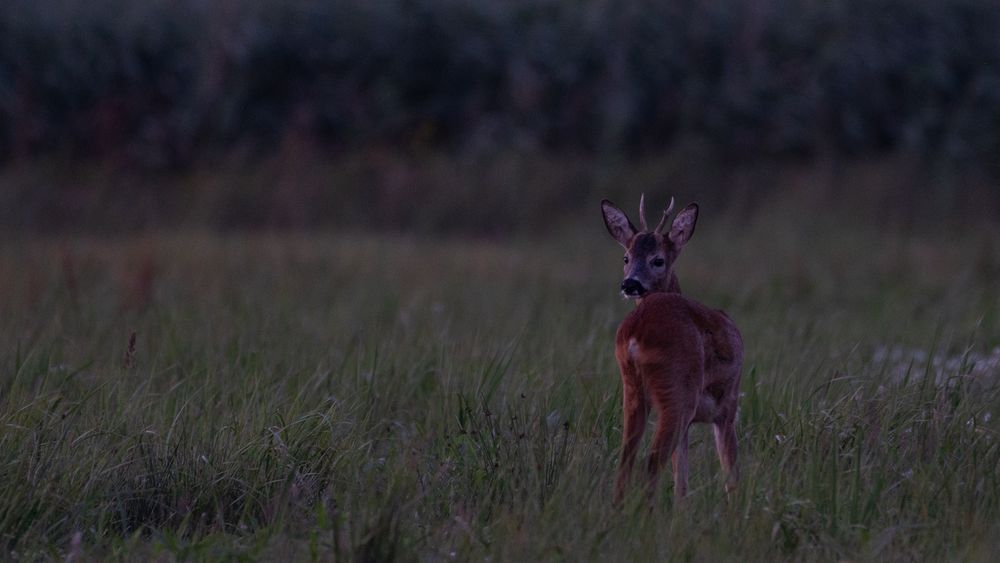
[{"left": 620, "top": 278, "right": 646, "bottom": 297}]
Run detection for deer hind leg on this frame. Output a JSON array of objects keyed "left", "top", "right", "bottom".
[
  {"left": 671, "top": 427, "right": 690, "bottom": 499},
  {"left": 646, "top": 408, "right": 693, "bottom": 500},
  {"left": 614, "top": 382, "right": 648, "bottom": 505},
  {"left": 713, "top": 417, "right": 739, "bottom": 494}
]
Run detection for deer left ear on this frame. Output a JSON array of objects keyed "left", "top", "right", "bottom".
[
  {"left": 601, "top": 199, "right": 637, "bottom": 248},
  {"left": 668, "top": 203, "right": 699, "bottom": 249}
]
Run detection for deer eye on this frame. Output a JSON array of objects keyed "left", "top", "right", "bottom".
[
  {"left": 651, "top": 257, "right": 665, "bottom": 268},
  {"left": 623, "top": 255, "right": 629, "bottom": 264}
]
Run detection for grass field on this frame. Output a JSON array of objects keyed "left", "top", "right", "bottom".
[{"left": 2, "top": 209, "right": 999, "bottom": 560}]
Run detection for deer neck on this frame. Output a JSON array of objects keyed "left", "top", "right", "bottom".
[
  {"left": 635, "top": 272, "right": 682, "bottom": 306},
  {"left": 666, "top": 271, "right": 681, "bottom": 294}
]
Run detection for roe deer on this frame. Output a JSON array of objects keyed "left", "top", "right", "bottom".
[{"left": 601, "top": 195, "right": 743, "bottom": 503}]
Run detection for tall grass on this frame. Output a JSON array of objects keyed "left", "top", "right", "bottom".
[{"left": 1, "top": 212, "right": 998, "bottom": 559}]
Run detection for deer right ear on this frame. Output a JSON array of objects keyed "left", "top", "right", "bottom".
[
  {"left": 601, "top": 200, "right": 637, "bottom": 248},
  {"left": 668, "top": 203, "right": 699, "bottom": 249}
]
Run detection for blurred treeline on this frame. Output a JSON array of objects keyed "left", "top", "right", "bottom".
[{"left": 2, "top": 0, "right": 1000, "bottom": 232}]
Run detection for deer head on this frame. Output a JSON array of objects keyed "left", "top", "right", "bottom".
[{"left": 601, "top": 195, "right": 699, "bottom": 299}]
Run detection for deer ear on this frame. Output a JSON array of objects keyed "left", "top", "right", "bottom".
[
  {"left": 668, "top": 203, "right": 699, "bottom": 249},
  {"left": 601, "top": 199, "right": 637, "bottom": 248}
]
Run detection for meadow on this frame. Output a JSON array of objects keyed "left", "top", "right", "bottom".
[{"left": 1, "top": 203, "right": 999, "bottom": 561}]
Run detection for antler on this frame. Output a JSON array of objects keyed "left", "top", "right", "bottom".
[
  {"left": 654, "top": 197, "right": 675, "bottom": 233},
  {"left": 638, "top": 193, "right": 648, "bottom": 231}
]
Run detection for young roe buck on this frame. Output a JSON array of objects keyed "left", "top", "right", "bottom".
[{"left": 601, "top": 195, "right": 743, "bottom": 503}]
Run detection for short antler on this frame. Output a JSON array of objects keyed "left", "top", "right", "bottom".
[
  {"left": 654, "top": 197, "right": 675, "bottom": 233},
  {"left": 638, "top": 193, "right": 648, "bottom": 231}
]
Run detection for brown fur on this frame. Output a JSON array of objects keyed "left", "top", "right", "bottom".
[{"left": 602, "top": 197, "right": 743, "bottom": 503}]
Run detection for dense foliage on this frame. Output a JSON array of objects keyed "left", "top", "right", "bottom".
[{"left": 3, "top": 0, "right": 1000, "bottom": 168}]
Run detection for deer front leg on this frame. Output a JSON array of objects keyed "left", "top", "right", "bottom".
[
  {"left": 614, "top": 381, "right": 648, "bottom": 505},
  {"left": 713, "top": 418, "right": 739, "bottom": 494}
]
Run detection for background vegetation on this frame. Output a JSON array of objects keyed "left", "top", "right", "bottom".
[
  {"left": 2, "top": 0, "right": 1000, "bottom": 233},
  {"left": 5, "top": 0, "right": 1000, "bottom": 163}
]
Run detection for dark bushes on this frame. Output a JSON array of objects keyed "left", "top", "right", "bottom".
[{"left": 2, "top": 0, "right": 1000, "bottom": 169}]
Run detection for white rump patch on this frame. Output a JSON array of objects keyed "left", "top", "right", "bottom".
[{"left": 628, "top": 338, "right": 641, "bottom": 362}]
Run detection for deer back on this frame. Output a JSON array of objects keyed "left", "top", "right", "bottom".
[{"left": 615, "top": 293, "right": 742, "bottom": 409}]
